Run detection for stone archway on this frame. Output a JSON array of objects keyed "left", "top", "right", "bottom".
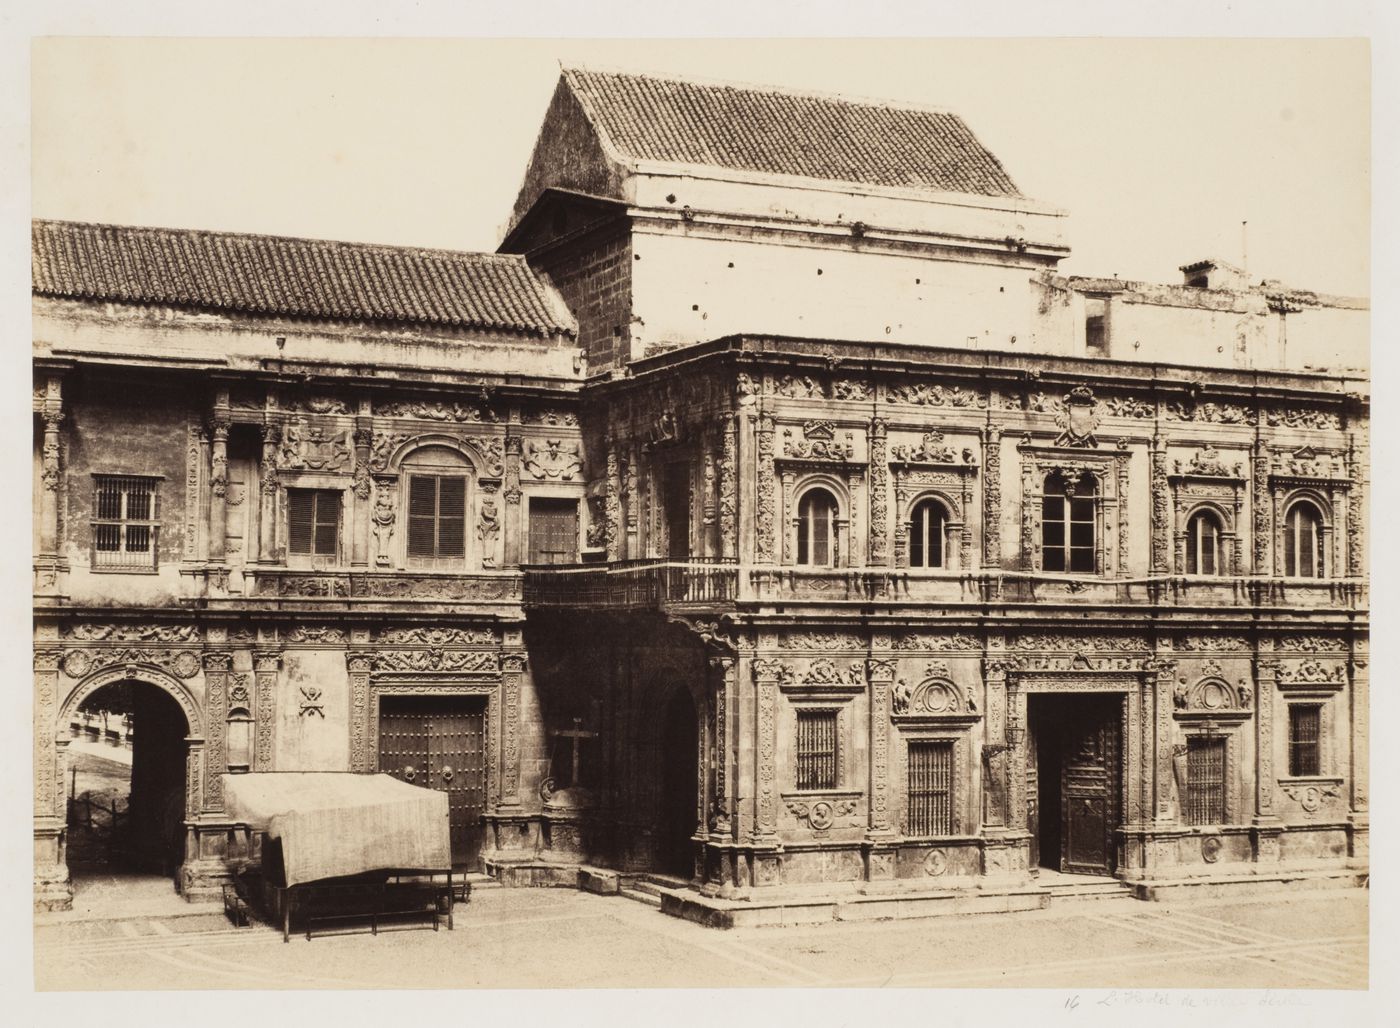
[{"left": 46, "top": 665, "right": 206, "bottom": 905}]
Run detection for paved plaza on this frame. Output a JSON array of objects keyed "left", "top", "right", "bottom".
[{"left": 35, "top": 882, "right": 1368, "bottom": 992}]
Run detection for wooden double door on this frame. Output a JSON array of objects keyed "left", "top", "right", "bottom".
[
  {"left": 378, "top": 695, "right": 488, "bottom": 868},
  {"left": 1028, "top": 694, "right": 1122, "bottom": 875}
]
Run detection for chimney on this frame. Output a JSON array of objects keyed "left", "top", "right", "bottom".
[{"left": 1179, "top": 258, "right": 1248, "bottom": 291}]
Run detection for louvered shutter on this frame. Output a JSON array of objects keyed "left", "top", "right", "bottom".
[
  {"left": 438, "top": 477, "right": 466, "bottom": 557},
  {"left": 408, "top": 476, "right": 437, "bottom": 556},
  {"left": 288, "top": 490, "right": 315, "bottom": 553},
  {"left": 313, "top": 492, "right": 340, "bottom": 555}
]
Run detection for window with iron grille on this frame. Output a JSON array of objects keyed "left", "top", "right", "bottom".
[
  {"left": 528, "top": 497, "right": 579, "bottom": 565},
  {"left": 407, "top": 474, "right": 466, "bottom": 563},
  {"left": 907, "top": 740, "right": 954, "bottom": 835},
  {"left": 91, "top": 475, "right": 160, "bottom": 570},
  {"left": 1288, "top": 704, "right": 1322, "bottom": 777},
  {"left": 795, "top": 709, "right": 838, "bottom": 790},
  {"left": 287, "top": 489, "right": 341, "bottom": 557},
  {"left": 1185, "top": 736, "right": 1227, "bottom": 825}
]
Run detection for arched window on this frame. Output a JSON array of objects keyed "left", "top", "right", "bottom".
[
  {"left": 1186, "top": 510, "right": 1222, "bottom": 575},
  {"left": 909, "top": 499, "right": 948, "bottom": 569},
  {"left": 797, "top": 488, "right": 838, "bottom": 567},
  {"left": 1284, "top": 502, "right": 1325, "bottom": 578},
  {"left": 402, "top": 445, "right": 470, "bottom": 569},
  {"left": 1042, "top": 471, "right": 1097, "bottom": 574}
]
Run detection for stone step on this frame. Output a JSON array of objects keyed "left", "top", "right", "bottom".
[{"left": 618, "top": 887, "right": 663, "bottom": 908}]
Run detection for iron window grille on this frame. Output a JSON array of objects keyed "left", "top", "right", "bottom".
[
  {"left": 1288, "top": 704, "right": 1322, "bottom": 777},
  {"left": 795, "top": 709, "right": 838, "bottom": 790},
  {"left": 1185, "top": 736, "right": 1227, "bottom": 825},
  {"left": 91, "top": 475, "right": 160, "bottom": 570},
  {"left": 906, "top": 740, "right": 954, "bottom": 836},
  {"left": 287, "top": 489, "right": 341, "bottom": 557}
]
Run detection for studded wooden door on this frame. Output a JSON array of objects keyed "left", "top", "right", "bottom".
[
  {"left": 378, "top": 696, "right": 487, "bottom": 868},
  {"left": 1059, "top": 705, "right": 1120, "bottom": 875}
]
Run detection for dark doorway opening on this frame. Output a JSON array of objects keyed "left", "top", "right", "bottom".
[
  {"left": 378, "top": 694, "right": 488, "bottom": 870},
  {"left": 656, "top": 688, "right": 699, "bottom": 877},
  {"left": 1027, "top": 693, "right": 1123, "bottom": 876},
  {"left": 663, "top": 462, "right": 691, "bottom": 558},
  {"left": 67, "top": 680, "right": 189, "bottom": 883}
]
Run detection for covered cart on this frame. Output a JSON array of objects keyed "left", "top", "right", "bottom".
[{"left": 222, "top": 772, "right": 461, "bottom": 940}]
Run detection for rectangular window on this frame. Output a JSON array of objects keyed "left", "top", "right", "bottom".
[
  {"left": 907, "top": 740, "right": 954, "bottom": 836},
  {"left": 407, "top": 475, "right": 466, "bottom": 560},
  {"left": 1288, "top": 705, "right": 1322, "bottom": 777},
  {"left": 1042, "top": 496, "right": 1096, "bottom": 574},
  {"left": 795, "top": 709, "right": 838, "bottom": 790},
  {"left": 528, "top": 498, "right": 579, "bottom": 565},
  {"left": 287, "top": 489, "right": 341, "bottom": 556},
  {"left": 92, "top": 475, "right": 160, "bottom": 569},
  {"left": 1185, "top": 737, "right": 1227, "bottom": 825}
]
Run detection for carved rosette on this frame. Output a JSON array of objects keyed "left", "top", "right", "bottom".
[
  {"left": 755, "top": 414, "right": 776, "bottom": 563},
  {"left": 868, "top": 417, "right": 889, "bottom": 565},
  {"left": 500, "top": 652, "right": 526, "bottom": 806},
  {"left": 718, "top": 413, "right": 738, "bottom": 559},
  {"left": 253, "top": 651, "right": 281, "bottom": 772},
  {"left": 867, "top": 658, "right": 895, "bottom": 832}
]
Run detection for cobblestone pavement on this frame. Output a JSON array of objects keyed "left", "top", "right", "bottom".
[{"left": 34, "top": 885, "right": 1367, "bottom": 992}]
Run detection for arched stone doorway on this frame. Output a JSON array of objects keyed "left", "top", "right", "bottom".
[
  {"left": 655, "top": 686, "right": 700, "bottom": 877},
  {"left": 53, "top": 668, "right": 202, "bottom": 902}
]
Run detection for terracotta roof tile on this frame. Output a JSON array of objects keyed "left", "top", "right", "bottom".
[
  {"left": 32, "top": 219, "right": 575, "bottom": 338},
  {"left": 566, "top": 68, "right": 1021, "bottom": 199}
]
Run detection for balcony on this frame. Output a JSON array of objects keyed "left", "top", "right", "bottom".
[{"left": 522, "top": 560, "right": 1366, "bottom": 614}]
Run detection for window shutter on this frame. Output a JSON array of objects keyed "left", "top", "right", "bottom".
[
  {"left": 437, "top": 477, "right": 466, "bottom": 557},
  {"left": 313, "top": 492, "right": 340, "bottom": 556},
  {"left": 407, "top": 476, "right": 437, "bottom": 556},
  {"left": 288, "top": 490, "right": 315, "bottom": 554}
]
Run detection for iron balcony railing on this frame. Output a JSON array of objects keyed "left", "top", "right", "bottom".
[{"left": 522, "top": 558, "right": 739, "bottom": 609}]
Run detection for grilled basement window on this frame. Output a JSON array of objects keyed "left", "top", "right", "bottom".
[
  {"left": 407, "top": 474, "right": 466, "bottom": 565},
  {"left": 1185, "top": 736, "right": 1227, "bottom": 825},
  {"left": 1288, "top": 704, "right": 1322, "bottom": 777},
  {"left": 795, "top": 709, "right": 838, "bottom": 790},
  {"left": 287, "top": 489, "right": 341, "bottom": 557},
  {"left": 907, "top": 740, "right": 954, "bottom": 836},
  {"left": 92, "top": 475, "right": 160, "bottom": 570}
]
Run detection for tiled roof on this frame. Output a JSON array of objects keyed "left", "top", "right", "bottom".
[
  {"left": 32, "top": 219, "right": 575, "bottom": 337},
  {"left": 565, "top": 68, "right": 1021, "bottom": 199}
]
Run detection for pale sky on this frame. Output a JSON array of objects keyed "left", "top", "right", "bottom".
[{"left": 31, "top": 38, "right": 1368, "bottom": 296}]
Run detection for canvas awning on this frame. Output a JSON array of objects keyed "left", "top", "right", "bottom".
[{"left": 222, "top": 772, "right": 452, "bottom": 887}]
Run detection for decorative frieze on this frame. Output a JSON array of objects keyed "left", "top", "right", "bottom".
[
  {"left": 283, "top": 625, "right": 346, "bottom": 644},
  {"left": 373, "top": 649, "right": 500, "bottom": 674},
  {"left": 1165, "top": 400, "right": 1256, "bottom": 425},
  {"left": 890, "top": 632, "right": 980, "bottom": 651},
  {"left": 784, "top": 797, "right": 858, "bottom": 831},
  {"left": 523, "top": 439, "right": 582, "bottom": 480},
  {"left": 61, "top": 648, "right": 201, "bottom": 680},
  {"left": 1012, "top": 633, "right": 1148, "bottom": 652},
  {"left": 64, "top": 623, "right": 200, "bottom": 643},
  {"left": 278, "top": 419, "right": 353, "bottom": 471},
  {"left": 781, "top": 420, "right": 854, "bottom": 461},
  {"left": 373, "top": 399, "right": 496, "bottom": 422},
  {"left": 888, "top": 382, "right": 982, "bottom": 408},
  {"left": 375, "top": 626, "right": 498, "bottom": 646},
  {"left": 1265, "top": 407, "right": 1341, "bottom": 431},
  {"left": 777, "top": 631, "right": 862, "bottom": 650},
  {"left": 1275, "top": 659, "right": 1347, "bottom": 687}
]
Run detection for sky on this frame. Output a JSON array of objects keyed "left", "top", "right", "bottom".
[{"left": 31, "top": 37, "right": 1370, "bottom": 297}]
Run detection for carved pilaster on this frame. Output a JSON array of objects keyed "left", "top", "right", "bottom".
[
  {"left": 1252, "top": 437, "right": 1271, "bottom": 574},
  {"left": 1005, "top": 674, "right": 1027, "bottom": 831},
  {"left": 1349, "top": 658, "right": 1367, "bottom": 813},
  {"left": 1150, "top": 434, "right": 1169, "bottom": 574},
  {"left": 982, "top": 425, "right": 1002, "bottom": 568},
  {"left": 1145, "top": 658, "right": 1177, "bottom": 823},
  {"left": 1346, "top": 440, "right": 1365, "bottom": 577},
  {"left": 258, "top": 422, "right": 280, "bottom": 563},
  {"left": 500, "top": 652, "right": 526, "bottom": 807},
  {"left": 710, "top": 656, "right": 736, "bottom": 836},
  {"left": 755, "top": 413, "right": 776, "bottom": 563},
  {"left": 34, "top": 649, "right": 62, "bottom": 822},
  {"left": 605, "top": 444, "right": 623, "bottom": 562},
  {"left": 867, "top": 658, "right": 896, "bottom": 834},
  {"left": 503, "top": 429, "right": 523, "bottom": 565},
  {"left": 750, "top": 658, "right": 783, "bottom": 838},
  {"left": 201, "top": 652, "right": 232, "bottom": 810},
  {"left": 345, "top": 651, "right": 373, "bottom": 772},
  {"left": 352, "top": 425, "right": 372, "bottom": 567},
  {"left": 701, "top": 441, "right": 716, "bottom": 556},
  {"left": 718, "top": 413, "right": 738, "bottom": 560},
  {"left": 208, "top": 410, "right": 231, "bottom": 563},
  {"left": 39, "top": 408, "right": 64, "bottom": 556},
  {"left": 981, "top": 658, "right": 1012, "bottom": 828},
  {"left": 868, "top": 417, "right": 889, "bottom": 565},
  {"left": 1255, "top": 659, "right": 1279, "bottom": 818},
  {"left": 253, "top": 651, "right": 281, "bottom": 772}
]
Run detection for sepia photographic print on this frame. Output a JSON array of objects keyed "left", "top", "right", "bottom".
[{"left": 20, "top": 20, "right": 1386, "bottom": 1020}]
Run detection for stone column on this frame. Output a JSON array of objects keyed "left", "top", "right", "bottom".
[
  {"left": 868, "top": 417, "right": 889, "bottom": 566},
  {"left": 718, "top": 414, "right": 738, "bottom": 561},
  {"left": 709, "top": 656, "right": 736, "bottom": 837},
  {"left": 1252, "top": 659, "right": 1283, "bottom": 863},
  {"left": 208, "top": 408, "right": 231, "bottom": 564},
  {"left": 201, "top": 652, "right": 232, "bottom": 812},
  {"left": 1348, "top": 655, "right": 1368, "bottom": 860},
  {"left": 982, "top": 425, "right": 1002, "bottom": 569},
  {"left": 258, "top": 423, "right": 280, "bottom": 563},
  {"left": 754, "top": 412, "right": 776, "bottom": 564},
  {"left": 503, "top": 430, "right": 523, "bottom": 566},
  {"left": 499, "top": 653, "right": 526, "bottom": 809},
  {"left": 38, "top": 407, "right": 63, "bottom": 556},
  {"left": 253, "top": 651, "right": 282, "bottom": 772},
  {"left": 866, "top": 658, "right": 895, "bottom": 835},
  {"left": 351, "top": 426, "right": 372, "bottom": 567},
  {"left": 750, "top": 658, "right": 783, "bottom": 840}
]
